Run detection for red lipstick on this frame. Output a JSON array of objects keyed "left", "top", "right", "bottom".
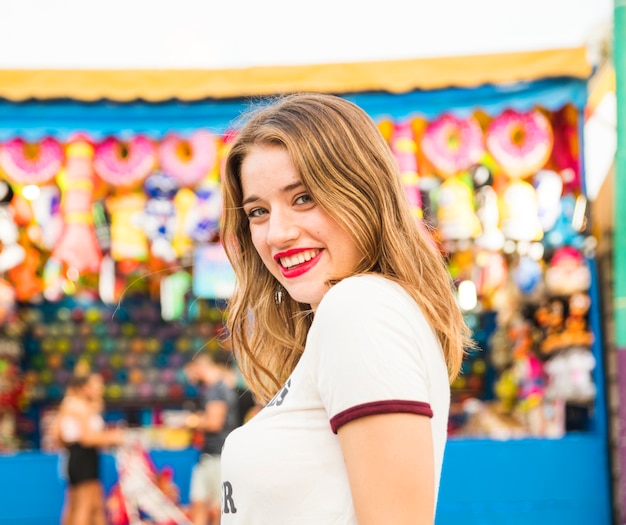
[{"left": 274, "top": 248, "right": 323, "bottom": 279}]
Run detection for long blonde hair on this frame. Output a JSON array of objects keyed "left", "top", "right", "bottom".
[{"left": 221, "top": 93, "right": 472, "bottom": 402}]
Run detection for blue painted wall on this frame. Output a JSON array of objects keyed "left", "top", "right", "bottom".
[{"left": 0, "top": 434, "right": 610, "bottom": 525}]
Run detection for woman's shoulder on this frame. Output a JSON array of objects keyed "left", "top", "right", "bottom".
[
  {"left": 315, "top": 274, "right": 420, "bottom": 328},
  {"left": 320, "top": 274, "right": 413, "bottom": 310}
]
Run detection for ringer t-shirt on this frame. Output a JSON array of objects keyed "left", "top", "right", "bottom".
[{"left": 220, "top": 275, "right": 450, "bottom": 524}]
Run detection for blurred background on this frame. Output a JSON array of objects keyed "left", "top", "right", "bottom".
[{"left": 0, "top": 0, "right": 622, "bottom": 524}]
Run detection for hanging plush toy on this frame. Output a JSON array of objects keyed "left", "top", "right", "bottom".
[
  {"left": 51, "top": 136, "right": 102, "bottom": 274},
  {"left": 486, "top": 109, "right": 554, "bottom": 179},
  {"left": 474, "top": 185, "right": 505, "bottom": 251},
  {"left": 106, "top": 192, "right": 149, "bottom": 265},
  {"left": 509, "top": 319, "right": 546, "bottom": 435},
  {"left": 184, "top": 177, "right": 223, "bottom": 245},
  {"left": 545, "top": 246, "right": 591, "bottom": 297},
  {"left": 159, "top": 130, "right": 218, "bottom": 188},
  {"left": 94, "top": 136, "right": 157, "bottom": 188},
  {"left": 138, "top": 172, "right": 180, "bottom": 263},
  {"left": 390, "top": 121, "right": 422, "bottom": 219},
  {"left": 28, "top": 184, "right": 63, "bottom": 251},
  {"left": 498, "top": 179, "right": 544, "bottom": 243},
  {"left": 421, "top": 114, "right": 485, "bottom": 178},
  {"left": 0, "top": 137, "right": 64, "bottom": 185},
  {"left": 7, "top": 240, "right": 43, "bottom": 302},
  {"left": 0, "top": 180, "right": 26, "bottom": 274},
  {"left": 550, "top": 105, "right": 581, "bottom": 193},
  {"left": 533, "top": 169, "right": 563, "bottom": 233},
  {"left": 543, "top": 194, "right": 587, "bottom": 250},
  {"left": 512, "top": 255, "right": 544, "bottom": 297},
  {"left": 434, "top": 175, "right": 482, "bottom": 244},
  {"left": 544, "top": 347, "right": 596, "bottom": 404},
  {"left": 562, "top": 292, "right": 594, "bottom": 348}
]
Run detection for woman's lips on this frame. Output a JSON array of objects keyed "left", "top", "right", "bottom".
[{"left": 275, "top": 249, "right": 323, "bottom": 278}]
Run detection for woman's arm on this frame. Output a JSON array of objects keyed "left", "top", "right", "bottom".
[
  {"left": 75, "top": 405, "right": 124, "bottom": 448},
  {"left": 337, "top": 412, "right": 435, "bottom": 525},
  {"left": 80, "top": 425, "right": 124, "bottom": 448}
]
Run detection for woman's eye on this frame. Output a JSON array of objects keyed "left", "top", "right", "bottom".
[
  {"left": 246, "top": 208, "right": 267, "bottom": 219},
  {"left": 295, "top": 194, "right": 313, "bottom": 205}
]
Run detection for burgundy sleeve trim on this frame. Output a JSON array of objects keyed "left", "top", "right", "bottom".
[{"left": 330, "top": 399, "right": 433, "bottom": 434}]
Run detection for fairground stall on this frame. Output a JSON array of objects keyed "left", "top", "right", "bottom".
[{"left": 0, "top": 46, "right": 612, "bottom": 525}]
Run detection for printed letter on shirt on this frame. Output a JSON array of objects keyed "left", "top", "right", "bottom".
[{"left": 222, "top": 481, "right": 237, "bottom": 514}]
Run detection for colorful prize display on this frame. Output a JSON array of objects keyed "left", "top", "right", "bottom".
[{"left": 0, "top": 103, "right": 598, "bottom": 449}]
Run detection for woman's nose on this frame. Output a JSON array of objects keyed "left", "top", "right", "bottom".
[{"left": 266, "top": 207, "right": 299, "bottom": 247}]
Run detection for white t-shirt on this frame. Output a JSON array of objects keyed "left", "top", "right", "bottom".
[{"left": 220, "top": 275, "right": 450, "bottom": 524}]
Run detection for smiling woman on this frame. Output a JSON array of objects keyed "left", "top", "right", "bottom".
[{"left": 219, "top": 93, "right": 473, "bottom": 525}]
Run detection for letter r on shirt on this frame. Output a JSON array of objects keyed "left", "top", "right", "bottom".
[{"left": 222, "top": 481, "right": 237, "bottom": 514}]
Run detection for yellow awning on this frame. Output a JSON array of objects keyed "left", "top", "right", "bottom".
[{"left": 0, "top": 47, "right": 591, "bottom": 102}]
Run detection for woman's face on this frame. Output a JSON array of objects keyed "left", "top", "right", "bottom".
[{"left": 240, "top": 144, "right": 362, "bottom": 310}]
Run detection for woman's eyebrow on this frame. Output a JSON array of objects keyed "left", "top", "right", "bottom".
[{"left": 242, "top": 181, "right": 305, "bottom": 207}]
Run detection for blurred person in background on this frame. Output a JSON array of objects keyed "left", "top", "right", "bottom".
[
  {"left": 184, "top": 351, "right": 239, "bottom": 525},
  {"left": 54, "top": 372, "right": 125, "bottom": 525}
]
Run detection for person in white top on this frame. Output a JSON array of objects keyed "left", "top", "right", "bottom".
[
  {"left": 219, "top": 93, "right": 472, "bottom": 525},
  {"left": 53, "top": 372, "right": 125, "bottom": 525}
]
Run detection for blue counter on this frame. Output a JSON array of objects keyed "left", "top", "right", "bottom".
[{"left": 0, "top": 433, "right": 611, "bottom": 525}]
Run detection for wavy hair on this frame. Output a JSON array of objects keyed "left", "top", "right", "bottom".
[{"left": 221, "top": 93, "right": 471, "bottom": 402}]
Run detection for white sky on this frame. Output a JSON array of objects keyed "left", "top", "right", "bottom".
[{"left": 0, "top": 0, "right": 613, "bottom": 68}]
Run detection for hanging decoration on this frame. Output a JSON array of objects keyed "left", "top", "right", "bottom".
[
  {"left": 0, "top": 137, "right": 64, "bottom": 185},
  {"left": 421, "top": 113, "right": 484, "bottom": 177},
  {"left": 485, "top": 109, "right": 554, "bottom": 179},
  {"left": 498, "top": 179, "right": 544, "bottom": 243},
  {"left": 138, "top": 172, "right": 180, "bottom": 263},
  {"left": 0, "top": 180, "right": 26, "bottom": 274},
  {"left": 159, "top": 130, "right": 218, "bottom": 188},
  {"left": 94, "top": 136, "right": 157, "bottom": 188},
  {"left": 390, "top": 121, "right": 422, "bottom": 219},
  {"left": 51, "top": 136, "right": 102, "bottom": 275},
  {"left": 106, "top": 192, "right": 149, "bottom": 264}
]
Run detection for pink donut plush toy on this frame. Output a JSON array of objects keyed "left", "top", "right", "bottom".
[
  {"left": 0, "top": 137, "right": 64, "bottom": 185},
  {"left": 158, "top": 130, "right": 218, "bottom": 188},
  {"left": 421, "top": 114, "right": 484, "bottom": 177},
  {"left": 93, "top": 136, "right": 157, "bottom": 187},
  {"left": 486, "top": 109, "right": 554, "bottom": 179}
]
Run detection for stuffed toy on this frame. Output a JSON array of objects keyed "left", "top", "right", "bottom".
[
  {"left": 138, "top": 172, "right": 180, "bottom": 263},
  {"left": 474, "top": 184, "right": 505, "bottom": 251},
  {"left": 498, "top": 179, "right": 544, "bottom": 243},
  {"left": 390, "top": 121, "right": 422, "bottom": 219},
  {"left": 0, "top": 180, "right": 25, "bottom": 274},
  {"left": 543, "top": 194, "right": 587, "bottom": 250},
  {"left": 486, "top": 109, "right": 554, "bottom": 179},
  {"left": 533, "top": 169, "right": 563, "bottom": 232},
  {"left": 94, "top": 136, "right": 156, "bottom": 188},
  {"left": 544, "top": 347, "right": 596, "bottom": 403},
  {"left": 51, "top": 136, "right": 102, "bottom": 274},
  {"left": 434, "top": 174, "right": 482, "bottom": 243},
  {"left": 545, "top": 246, "right": 591, "bottom": 297},
  {"left": 421, "top": 113, "right": 484, "bottom": 177},
  {"left": 159, "top": 130, "right": 218, "bottom": 188}
]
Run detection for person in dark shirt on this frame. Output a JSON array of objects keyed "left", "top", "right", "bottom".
[{"left": 184, "top": 351, "right": 239, "bottom": 525}]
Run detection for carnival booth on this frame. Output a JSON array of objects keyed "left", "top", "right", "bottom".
[{"left": 0, "top": 47, "right": 612, "bottom": 525}]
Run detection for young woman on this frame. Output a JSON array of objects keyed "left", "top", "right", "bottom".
[
  {"left": 56, "top": 373, "right": 124, "bottom": 525},
  {"left": 219, "top": 93, "right": 472, "bottom": 524}
]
